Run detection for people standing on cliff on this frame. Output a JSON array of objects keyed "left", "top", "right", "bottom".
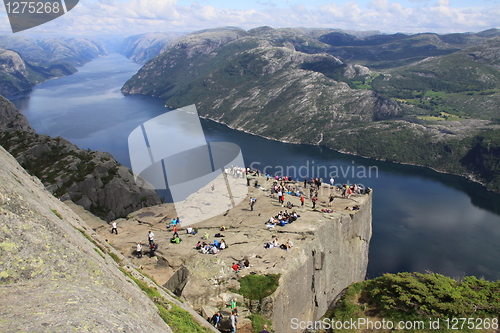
[
  {"left": 249, "top": 197, "right": 256, "bottom": 211},
  {"left": 230, "top": 310, "right": 238, "bottom": 333},
  {"left": 148, "top": 231, "right": 154, "bottom": 245},
  {"left": 211, "top": 183, "right": 215, "bottom": 192},
  {"left": 312, "top": 196, "right": 318, "bottom": 209},
  {"left": 328, "top": 194, "right": 334, "bottom": 207},
  {"left": 330, "top": 177, "right": 335, "bottom": 187},
  {"left": 136, "top": 242, "right": 142, "bottom": 258},
  {"left": 300, "top": 195, "right": 305, "bottom": 207},
  {"left": 111, "top": 221, "right": 118, "bottom": 234},
  {"left": 150, "top": 242, "right": 158, "bottom": 257}
]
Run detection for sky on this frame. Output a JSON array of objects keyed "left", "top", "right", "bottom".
[{"left": 0, "top": 0, "right": 499, "bottom": 37}]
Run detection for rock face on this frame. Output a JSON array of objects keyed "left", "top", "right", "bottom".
[
  {"left": 0, "top": 95, "right": 33, "bottom": 131},
  {"left": 0, "top": 145, "right": 172, "bottom": 332},
  {"left": 270, "top": 196, "right": 372, "bottom": 332},
  {"left": 0, "top": 130, "right": 161, "bottom": 221},
  {"left": 122, "top": 177, "right": 372, "bottom": 333},
  {"left": 160, "top": 192, "right": 372, "bottom": 332},
  {"left": 121, "top": 27, "right": 401, "bottom": 145},
  {"left": 0, "top": 35, "right": 107, "bottom": 96},
  {"left": 0, "top": 95, "right": 161, "bottom": 221},
  {"left": 119, "top": 32, "right": 184, "bottom": 64}
]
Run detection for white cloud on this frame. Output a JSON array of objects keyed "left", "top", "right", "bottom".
[{"left": 0, "top": 0, "right": 498, "bottom": 36}]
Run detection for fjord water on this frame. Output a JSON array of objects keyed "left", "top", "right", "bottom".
[{"left": 10, "top": 54, "right": 500, "bottom": 281}]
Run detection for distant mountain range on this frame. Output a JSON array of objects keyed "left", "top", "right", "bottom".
[
  {"left": 0, "top": 35, "right": 107, "bottom": 96},
  {"left": 122, "top": 27, "right": 500, "bottom": 192}
]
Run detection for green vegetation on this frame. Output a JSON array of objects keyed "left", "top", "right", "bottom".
[
  {"left": 93, "top": 247, "right": 105, "bottom": 260},
  {"left": 232, "top": 274, "right": 281, "bottom": 300},
  {"left": 119, "top": 268, "right": 209, "bottom": 333},
  {"left": 156, "top": 303, "right": 208, "bottom": 333},
  {"left": 51, "top": 209, "right": 62, "bottom": 219},
  {"left": 108, "top": 251, "right": 122, "bottom": 264},
  {"left": 328, "top": 272, "right": 500, "bottom": 332},
  {"left": 248, "top": 313, "right": 273, "bottom": 333}
]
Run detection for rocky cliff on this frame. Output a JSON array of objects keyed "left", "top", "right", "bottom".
[
  {"left": 121, "top": 27, "right": 400, "bottom": 144},
  {"left": 119, "top": 32, "right": 184, "bottom": 63},
  {"left": 0, "top": 95, "right": 161, "bottom": 221},
  {"left": 0, "top": 145, "right": 172, "bottom": 332},
  {"left": 0, "top": 35, "right": 107, "bottom": 96},
  {"left": 0, "top": 94, "right": 33, "bottom": 131},
  {"left": 101, "top": 175, "right": 372, "bottom": 332}
]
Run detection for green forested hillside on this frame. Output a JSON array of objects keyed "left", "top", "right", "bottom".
[{"left": 327, "top": 272, "right": 499, "bottom": 333}]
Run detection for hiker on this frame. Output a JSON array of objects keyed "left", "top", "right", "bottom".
[
  {"left": 220, "top": 239, "right": 227, "bottom": 250},
  {"left": 312, "top": 196, "right": 318, "bottom": 209},
  {"left": 328, "top": 194, "right": 334, "bottom": 207},
  {"left": 232, "top": 263, "right": 240, "bottom": 272},
  {"left": 230, "top": 310, "right": 238, "bottom": 333},
  {"left": 211, "top": 311, "right": 223, "bottom": 328},
  {"left": 249, "top": 197, "right": 256, "bottom": 211},
  {"left": 111, "top": 221, "right": 118, "bottom": 234},
  {"left": 148, "top": 231, "right": 154, "bottom": 245},
  {"left": 300, "top": 195, "right": 305, "bottom": 207},
  {"left": 136, "top": 242, "right": 142, "bottom": 258},
  {"left": 260, "top": 324, "right": 270, "bottom": 333},
  {"left": 150, "top": 242, "right": 158, "bottom": 257}
]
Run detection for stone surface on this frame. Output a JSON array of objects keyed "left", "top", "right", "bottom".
[
  {"left": 86, "top": 172, "right": 372, "bottom": 333},
  {"left": 0, "top": 145, "right": 172, "bottom": 332}
]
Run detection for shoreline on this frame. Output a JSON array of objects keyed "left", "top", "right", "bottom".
[{"left": 198, "top": 114, "right": 498, "bottom": 194}]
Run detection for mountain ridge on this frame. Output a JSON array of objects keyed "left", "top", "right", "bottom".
[{"left": 122, "top": 26, "right": 500, "bottom": 192}]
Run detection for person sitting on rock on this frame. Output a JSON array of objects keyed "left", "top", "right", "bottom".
[
  {"left": 202, "top": 244, "right": 211, "bottom": 254},
  {"left": 195, "top": 241, "right": 202, "bottom": 250},
  {"left": 211, "top": 311, "right": 223, "bottom": 328},
  {"left": 170, "top": 235, "right": 181, "bottom": 244},
  {"left": 232, "top": 262, "right": 240, "bottom": 272},
  {"left": 219, "top": 239, "right": 227, "bottom": 250}
]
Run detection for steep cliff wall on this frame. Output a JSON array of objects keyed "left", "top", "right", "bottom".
[
  {"left": 136, "top": 181, "right": 373, "bottom": 332},
  {"left": 0, "top": 145, "right": 172, "bottom": 332},
  {"left": 270, "top": 194, "right": 372, "bottom": 332}
]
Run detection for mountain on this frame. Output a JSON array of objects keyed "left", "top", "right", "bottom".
[
  {"left": 0, "top": 95, "right": 161, "bottom": 220},
  {"left": 122, "top": 27, "right": 401, "bottom": 143},
  {"left": 119, "top": 32, "right": 185, "bottom": 63},
  {"left": 0, "top": 35, "right": 107, "bottom": 96},
  {"left": 122, "top": 26, "right": 500, "bottom": 192},
  {"left": 0, "top": 35, "right": 107, "bottom": 66}
]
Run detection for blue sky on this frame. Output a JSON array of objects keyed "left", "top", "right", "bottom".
[{"left": 0, "top": 0, "right": 499, "bottom": 36}]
